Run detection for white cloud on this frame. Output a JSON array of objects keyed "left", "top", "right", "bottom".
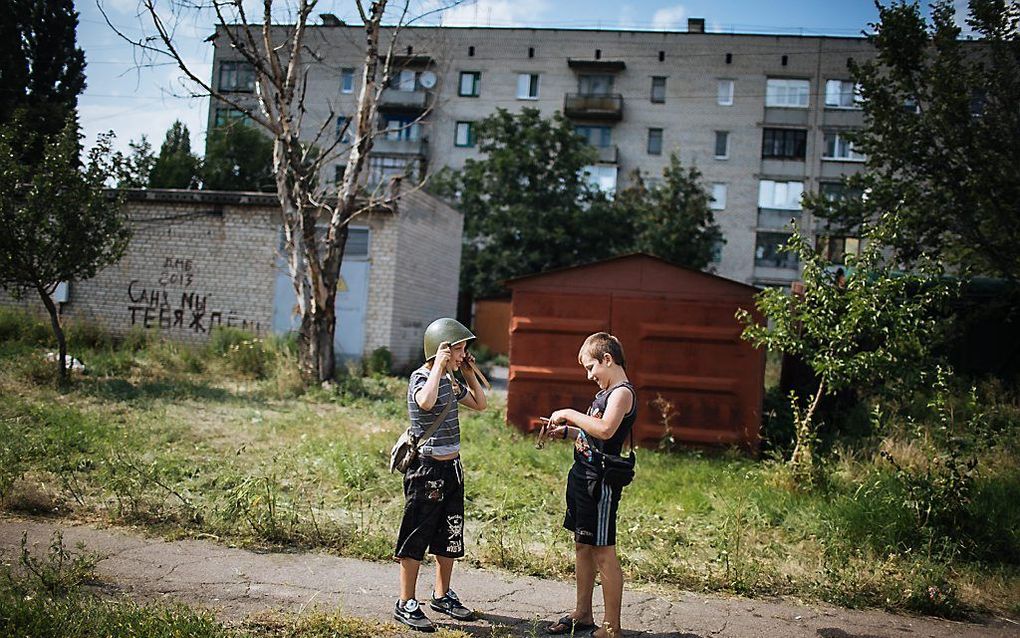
[
  {"left": 651, "top": 4, "right": 686, "bottom": 31},
  {"left": 437, "top": 0, "right": 551, "bottom": 27}
]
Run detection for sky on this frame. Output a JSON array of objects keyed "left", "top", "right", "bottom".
[{"left": 74, "top": 0, "right": 962, "bottom": 157}]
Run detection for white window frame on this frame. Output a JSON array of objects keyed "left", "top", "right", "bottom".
[
  {"left": 582, "top": 164, "right": 617, "bottom": 194},
  {"left": 758, "top": 179, "right": 804, "bottom": 210},
  {"left": 822, "top": 131, "right": 866, "bottom": 162},
  {"left": 710, "top": 183, "right": 727, "bottom": 210},
  {"left": 714, "top": 130, "right": 729, "bottom": 160},
  {"left": 824, "top": 79, "right": 862, "bottom": 109},
  {"left": 516, "top": 73, "right": 540, "bottom": 100},
  {"left": 454, "top": 121, "right": 475, "bottom": 147},
  {"left": 717, "top": 79, "right": 734, "bottom": 106},
  {"left": 766, "top": 78, "right": 810, "bottom": 108},
  {"left": 459, "top": 71, "right": 481, "bottom": 97}
]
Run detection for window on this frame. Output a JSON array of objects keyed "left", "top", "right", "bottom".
[
  {"left": 383, "top": 116, "right": 421, "bottom": 141},
  {"left": 755, "top": 232, "right": 799, "bottom": 269},
  {"left": 816, "top": 235, "right": 861, "bottom": 265},
  {"left": 711, "top": 183, "right": 727, "bottom": 210},
  {"left": 575, "top": 125, "right": 612, "bottom": 148},
  {"left": 824, "top": 79, "right": 861, "bottom": 108},
  {"left": 341, "top": 67, "right": 356, "bottom": 94},
  {"left": 388, "top": 69, "right": 420, "bottom": 92},
  {"left": 717, "top": 79, "right": 734, "bottom": 105},
  {"left": 454, "top": 121, "right": 476, "bottom": 147},
  {"left": 823, "top": 131, "right": 865, "bottom": 161},
  {"left": 766, "top": 78, "right": 810, "bottom": 108},
  {"left": 517, "top": 73, "right": 540, "bottom": 99},
  {"left": 368, "top": 156, "right": 417, "bottom": 185},
  {"left": 336, "top": 116, "right": 352, "bottom": 143},
  {"left": 714, "top": 131, "right": 729, "bottom": 159},
  {"left": 650, "top": 76, "right": 666, "bottom": 103},
  {"left": 334, "top": 165, "right": 346, "bottom": 184},
  {"left": 647, "top": 128, "right": 663, "bottom": 155},
  {"left": 578, "top": 74, "right": 613, "bottom": 96},
  {"left": 459, "top": 71, "right": 480, "bottom": 97},
  {"left": 583, "top": 165, "right": 617, "bottom": 194},
  {"left": 214, "top": 107, "right": 251, "bottom": 128},
  {"left": 820, "top": 182, "right": 863, "bottom": 202},
  {"left": 345, "top": 227, "right": 370, "bottom": 260},
  {"left": 762, "top": 128, "right": 807, "bottom": 160},
  {"left": 758, "top": 180, "right": 804, "bottom": 210},
  {"left": 218, "top": 61, "right": 255, "bottom": 92}
]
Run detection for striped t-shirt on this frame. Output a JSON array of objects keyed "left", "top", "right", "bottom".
[{"left": 407, "top": 366, "right": 469, "bottom": 457}]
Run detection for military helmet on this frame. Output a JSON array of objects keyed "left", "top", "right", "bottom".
[{"left": 423, "top": 317, "right": 475, "bottom": 361}]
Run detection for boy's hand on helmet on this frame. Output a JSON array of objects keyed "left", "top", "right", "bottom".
[{"left": 435, "top": 342, "right": 452, "bottom": 371}]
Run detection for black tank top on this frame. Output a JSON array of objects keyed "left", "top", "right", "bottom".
[{"left": 572, "top": 381, "right": 637, "bottom": 470}]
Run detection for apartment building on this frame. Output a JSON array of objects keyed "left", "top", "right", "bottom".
[{"left": 209, "top": 18, "right": 874, "bottom": 287}]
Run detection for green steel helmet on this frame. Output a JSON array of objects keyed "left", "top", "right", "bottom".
[{"left": 423, "top": 317, "right": 475, "bottom": 361}]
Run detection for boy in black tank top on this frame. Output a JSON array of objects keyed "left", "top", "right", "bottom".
[{"left": 545, "top": 332, "right": 636, "bottom": 638}]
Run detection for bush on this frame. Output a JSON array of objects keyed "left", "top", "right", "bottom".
[
  {"left": 65, "top": 320, "right": 112, "bottom": 351},
  {"left": 364, "top": 347, "right": 392, "bottom": 376},
  {"left": 0, "top": 308, "right": 51, "bottom": 345}
]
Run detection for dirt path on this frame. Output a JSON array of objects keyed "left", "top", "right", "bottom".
[{"left": 1, "top": 516, "right": 1016, "bottom": 638}]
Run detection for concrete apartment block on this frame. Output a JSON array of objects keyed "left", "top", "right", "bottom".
[{"left": 210, "top": 20, "right": 874, "bottom": 288}]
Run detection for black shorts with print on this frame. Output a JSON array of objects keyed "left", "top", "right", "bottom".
[
  {"left": 395, "top": 456, "right": 465, "bottom": 561},
  {"left": 563, "top": 462, "right": 621, "bottom": 547}
]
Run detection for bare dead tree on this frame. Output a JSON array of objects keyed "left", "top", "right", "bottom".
[{"left": 101, "top": 0, "right": 458, "bottom": 382}]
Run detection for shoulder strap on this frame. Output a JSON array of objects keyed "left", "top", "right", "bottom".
[{"left": 415, "top": 396, "right": 454, "bottom": 449}]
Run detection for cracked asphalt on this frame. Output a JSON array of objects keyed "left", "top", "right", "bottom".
[{"left": 1, "top": 516, "right": 1017, "bottom": 638}]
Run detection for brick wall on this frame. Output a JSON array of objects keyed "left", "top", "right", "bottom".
[{"left": 0, "top": 188, "right": 463, "bottom": 369}]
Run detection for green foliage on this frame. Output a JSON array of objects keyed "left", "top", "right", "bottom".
[
  {"left": 149, "top": 120, "right": 200, "bottom": 189},
  {"left": 0, "top": 0, "right": 86, "bottom": 168},
  {"left": 609, "top": 159, "right": 723, "bottom": 269},
  {"left": 201, "top": 124, "right": 274, "bottom": 192},
  {"left": 738, "top": 225, "right": 953, "bottom": 482},
  {"left": 364, "top": 346, "right": 392, "bottom": 376},
  {"left": 112, "top": 135, "right": 156, "bottom": 188},
  {"left": 433, "top": 107, "right": 619, "bottom": 298},
  {"left": 0, "top": 115, "right": 130, "bottom": 383},
  {"left": 4, "top": 531, "right": 100, "bottom": 598},
  {"left": 809, "top": 0, "right": 1020, "bottom": 282}
]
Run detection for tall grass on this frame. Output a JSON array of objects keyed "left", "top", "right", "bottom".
[{"left": 0, "top": 308, "right": 1017, "bottom": 618}]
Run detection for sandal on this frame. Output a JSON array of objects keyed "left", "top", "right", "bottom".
[{"left": 547, "top": 615, "right": 597, "bottom": 635}]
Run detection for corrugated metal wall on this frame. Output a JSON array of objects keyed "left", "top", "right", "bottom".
[{"left": 506, "top": 255, "right": 764, "bottom": 452}]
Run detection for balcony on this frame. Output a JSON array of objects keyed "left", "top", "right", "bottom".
[
  {"left": 564, "top": 93, "right": 624, "bottom": 121},
  {"left": 594, "top": 144, "right": 618, "bottom": 164},
  {"left": 370, "top": 137, "right": 426, "bottom": 156},
  {"left": 378, "top": 88, "right": 430, "bottom": 112}
]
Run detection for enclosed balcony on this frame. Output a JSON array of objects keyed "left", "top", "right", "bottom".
[{"left": 564, "top": 93, "right": 624, "bottom": 121}]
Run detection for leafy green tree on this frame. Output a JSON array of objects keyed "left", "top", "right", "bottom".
[
  {"left": 0, "top": 0, "right": 86, "bottom": 166},
  {"left": 737, "top": 223, "right": 952, "bottom": 485},
  {"left": 112, "top": 136, "right": 156, "bottom": 188},
  {"left": 201, "top": 124, "right": 274, "bottom": 192},
  {"left": 149, "top": 121, "right": 199, "bottom": 189},
  {"left": 434, "top": 107, "right": 629, "bottom": 299},
  {"left": 810, "top": 0, "right": 1020, "bottom": 282},
  {"left": 0, "top": 118, "right": 130, "bottom": 384},
  {"left": 612, "top": 156, "right": 723, "bottom": 269}
]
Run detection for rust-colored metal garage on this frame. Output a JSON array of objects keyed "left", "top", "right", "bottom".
[{"left": 505, "top": 254, "right": 765, "bottom": 451}]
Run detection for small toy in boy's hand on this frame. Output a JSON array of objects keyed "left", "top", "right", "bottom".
[{"left": 535, "top": 417, "right": 552, "bottom": 449}]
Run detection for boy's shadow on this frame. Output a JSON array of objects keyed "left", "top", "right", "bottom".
[{"left": 444, "top": 613, "right": 705, "bottom": 637}]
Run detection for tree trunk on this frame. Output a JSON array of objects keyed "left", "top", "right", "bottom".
[
  {"left": 789, "top": 378, "right": 825, "bottom": 487},
  {"left": 37, "top": 283, "right": 67, "bottom": 385},
  {"left": 298, "top": 287, "right": 338, "bottom": 382}
]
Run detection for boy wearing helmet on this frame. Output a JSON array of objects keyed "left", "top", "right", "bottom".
[{"left": 394, "top": 317, "right": 488, "bottom": 633}]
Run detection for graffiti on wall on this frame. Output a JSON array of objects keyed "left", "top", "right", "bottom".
[{"left": 126, "top": 257, "right": 262, "bottom": 334}]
